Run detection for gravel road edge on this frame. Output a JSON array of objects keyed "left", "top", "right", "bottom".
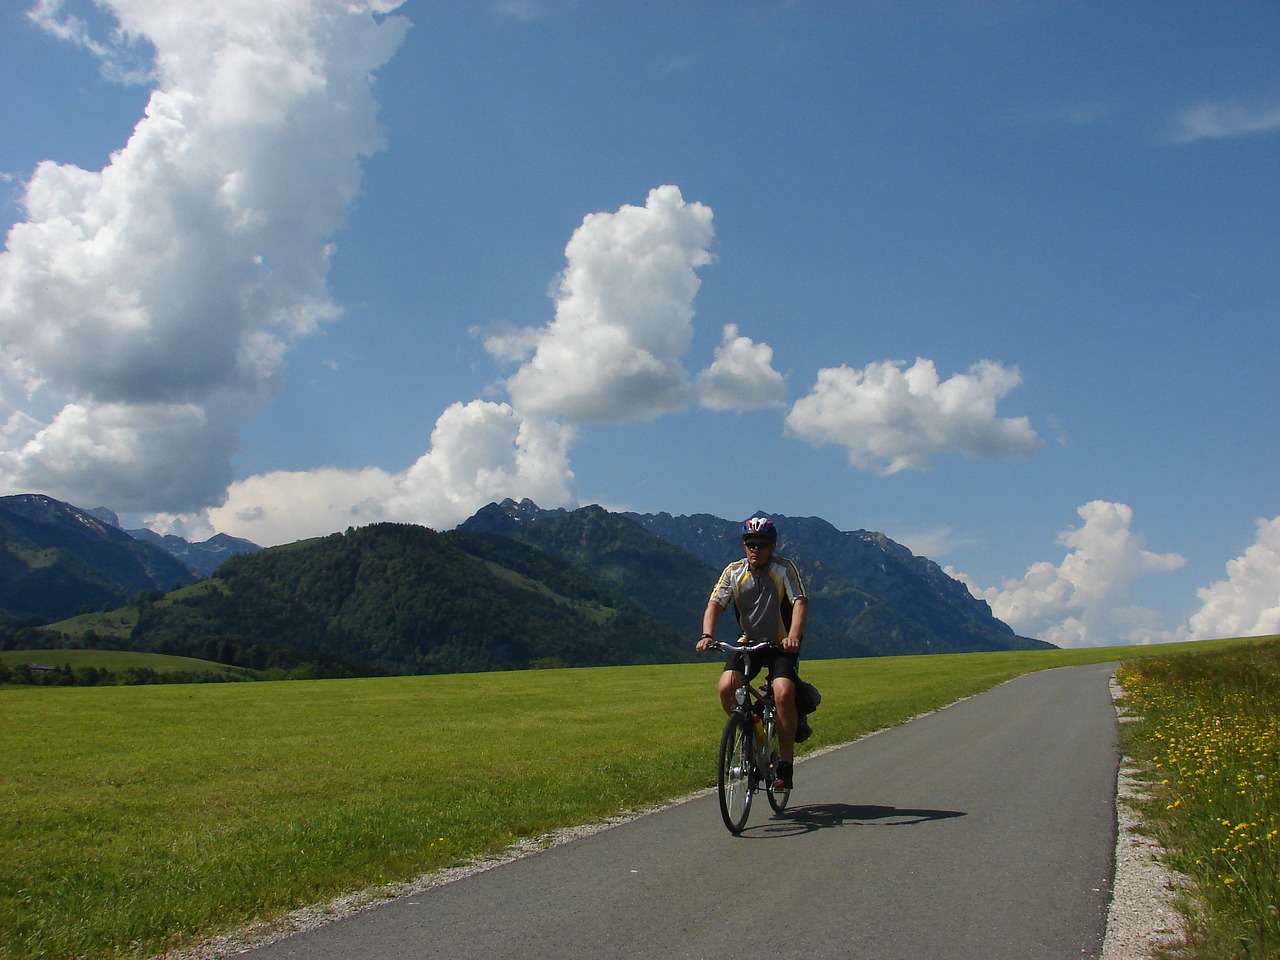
[{"left": 1100, "top": 675, "right": 1189, "bottom": 960}]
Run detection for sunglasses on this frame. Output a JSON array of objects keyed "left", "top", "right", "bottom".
[{"left": 744, "top": 541, "right": 773, "bottom": 551}]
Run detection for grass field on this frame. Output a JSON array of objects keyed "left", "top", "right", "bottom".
[{"left": 0, "top": 637, "right": 1264, "bottom": 960}]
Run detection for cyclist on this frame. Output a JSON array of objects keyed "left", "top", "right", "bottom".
[{"left": 696, "top": 516, "right": 809, "bottom": 791}]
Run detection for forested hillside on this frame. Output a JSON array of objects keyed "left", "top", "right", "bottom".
[{"left": 108, "top": 523, "right": 694, "bottom": 675}]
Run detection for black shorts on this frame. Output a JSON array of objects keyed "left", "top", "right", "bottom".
[{"left": 723, "top": 647, "right": 800, "bottom": 685}]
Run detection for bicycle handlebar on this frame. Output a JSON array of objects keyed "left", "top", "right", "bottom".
[{"left": 702, "top": 639, "right": 782, "bottom": 655}]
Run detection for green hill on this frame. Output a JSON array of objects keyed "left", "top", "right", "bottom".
[{"left": 67, "top": 523, "right": 695, "bottom": 675}]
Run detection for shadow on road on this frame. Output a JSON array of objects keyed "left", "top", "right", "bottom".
[{"left": 742, "top": 802, "right": 967, "bottom": 838}]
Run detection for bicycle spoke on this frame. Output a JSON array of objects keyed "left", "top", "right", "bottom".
[{"left": 717, "top": 715, "right": 753, "bottom": 833}]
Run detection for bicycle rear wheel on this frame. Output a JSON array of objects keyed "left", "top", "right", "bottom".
[{"left": 717, "top": 714, "right": 753, "bottom": 834}]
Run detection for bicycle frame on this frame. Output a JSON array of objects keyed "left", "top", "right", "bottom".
[
  {"left": 734, "top": 677, "right": 776, "bottom": 773},
  {"left": 706, "top": 639, "right": 790, "bottom": 833}
]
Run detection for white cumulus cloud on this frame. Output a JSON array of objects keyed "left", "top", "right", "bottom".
[
  {"left": 497, "top": 185, "right": 715, "bottom": 422},
  {"left": 950, "top": 500, "right": 1187, "bottom": 648},
  {"left": 785, "top": 357, "right": 1042, "bottom": 474},
  {"left": 1186, "top": 516, "right": 1280, "bottom": 640},
  {"left": 697, "top": 323, "right": 786, "bottom": 411},
  {"left": 388, "top": 401, "right": 576, "bottom": 529},
  {"left": 3, "top": 399, "right": 242, "bottom": 515},
  {"left": 154, "top": 400, "right": 577, "bottom": 545},
  {"left": 0, "top": 0, "right": 410, "bottom": 512}
]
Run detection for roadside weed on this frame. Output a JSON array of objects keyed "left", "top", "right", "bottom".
[{"left": 1117, "top": 638, "right": 1279, "bottom": 958}]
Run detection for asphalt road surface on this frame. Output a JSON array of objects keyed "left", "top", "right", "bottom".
[{"left": 240, "top": 662, "right": 1121, "bottom": 960}]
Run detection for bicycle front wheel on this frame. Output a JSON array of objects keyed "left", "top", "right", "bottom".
[{"left": 717, "top": 714, "right": 753, "bottom": 834}]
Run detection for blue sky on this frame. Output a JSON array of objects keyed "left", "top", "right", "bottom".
[{"left": 1, "top": 0, "right": 1277, "bottom": 647}]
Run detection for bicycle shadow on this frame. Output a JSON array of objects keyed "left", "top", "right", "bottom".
[{"left": 742, "top": 802, "right": 966, "bottom": 838}]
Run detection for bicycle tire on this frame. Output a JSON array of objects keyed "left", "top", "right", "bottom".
[
  {"left": 717, "top": 713, "right": 753, "bottom": 834},
  {"left": 765, "top": 718, "right": 790, "bottom": 813}
]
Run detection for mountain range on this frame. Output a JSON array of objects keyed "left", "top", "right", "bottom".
[
  {"left": 461, "top": 499, "right": 1048, "bottom": 659},
  {"left": 0, "top": 495, "right": 259, "bottom": 625},
  {"left": 1, "top": 493, "right": 1050, "bottom": 673}
]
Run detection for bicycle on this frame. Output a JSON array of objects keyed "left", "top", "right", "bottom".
[{"left": 704, "top": 639, "right": 791, "bottom": 834}]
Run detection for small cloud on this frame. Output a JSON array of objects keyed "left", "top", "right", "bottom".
[
  {"left": 1017, "top": 99, "right": 1126, "bottom": 129},
  {"left": 658, "top": 55, "right": 696, "bottom": 78},
  {"left": 697, "top": 324, "right": 786, "bottom": 412},
  {"left": 475, "top": 322, "right": 541, "bottom": 364},
  {"left": 495, "top": 0, "right": 555, "bottom": 22},
  {"left": 1165, "top": 99, "right": 1280, "bottom": 144},
  {"left": 954, "top": 508, "right": 1280, "bottom": 647},
  {"left": 785, "top": 357, "right": 1042, "bottom": 474},
  {"left": 1048, "top": 415, "right": 1069, "bottom": 448}
]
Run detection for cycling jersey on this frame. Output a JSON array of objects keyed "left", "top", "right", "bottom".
[{"left": 708, "top": 555, "right": 807, "bottom": 642}]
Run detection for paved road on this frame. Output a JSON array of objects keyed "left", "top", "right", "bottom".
[{"left": 242, "top": 662, "right": 1120, "bottom": 960}]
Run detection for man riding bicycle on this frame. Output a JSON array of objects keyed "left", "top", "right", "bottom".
[{"left": 696, "top": 517, "right": 809, "bottom": 791}]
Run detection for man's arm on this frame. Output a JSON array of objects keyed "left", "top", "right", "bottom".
[
  {"left": 696, "top": 600, "right": 725, "bottom": 651},
  {"left": 784, "top": 596, "right": 809, "bottom": 653}
]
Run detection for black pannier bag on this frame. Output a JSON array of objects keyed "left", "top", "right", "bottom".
[
  {"left": 796, "top": 679, "right": 821, "bottom": 716},
  {"left": 794, "top": 679, "right": 821, "bottom": 743}
]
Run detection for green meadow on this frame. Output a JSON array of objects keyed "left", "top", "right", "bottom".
[{"left": 0, "top": 638, "right": 1263, "bottom": 960}]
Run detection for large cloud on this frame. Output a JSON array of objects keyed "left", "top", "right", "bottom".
[
  {"left": 950, "top": 500, "right": 1187, "bottom": 647},
  {"left": 1186, "top": 516, "right": 1280, "bottom": 640},
  {"left": 0, "top": 0, "right": 409, "bottom": 511},
  {"left": 494, "top": 185, "right": 716, "bottom": 422},
  {"left": 785, "top": 357, "right": 1042, "bottom": 474}
]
